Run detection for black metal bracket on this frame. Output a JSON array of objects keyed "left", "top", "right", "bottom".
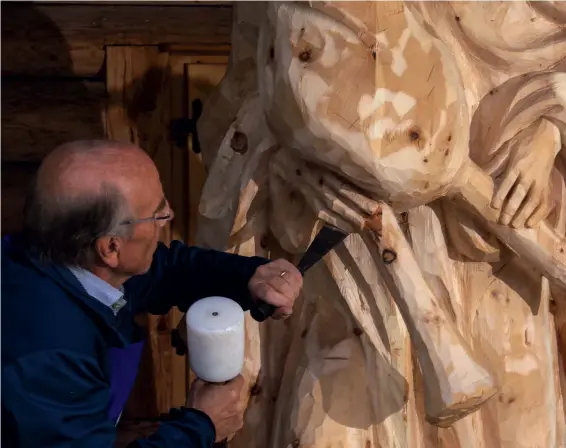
[
  {"left": 169, "top": 99, "right": 203, "bottom": 153},
  {"left": 170, "top": 329, "right": 187, "bottom": 356}
]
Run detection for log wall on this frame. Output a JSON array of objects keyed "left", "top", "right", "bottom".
[
  {"left": 1, "top": 2, "right": 232, "bottom": 76},
  {"left": 1, "top": 0, "right": 233, "bottom": 431},
  {"left": 1, "top": 1, "right": 231, "bottom": 231}
]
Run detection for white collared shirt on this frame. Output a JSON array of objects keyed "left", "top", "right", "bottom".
[{"left": 67, "top": 266, "right": 127, "bottom": 316}]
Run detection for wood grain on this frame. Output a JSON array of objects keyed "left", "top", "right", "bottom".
[
  {"left": 172, "top": 54, "right": 229, "bottom": 393},
  {"left": 1, "top": 3, "right": 233, "bottom": 76},
  {"left": 194, "top": 2, "right": 566, "bottom": 447},
  {"left": 186, "top": 61, "right": 228, "bottom": 245},
  {"left": 2, "top": 79, "right": 106, "bottom": 163},
  {"left": 115, "top": 420, "right": 161, "bottom": 448}
]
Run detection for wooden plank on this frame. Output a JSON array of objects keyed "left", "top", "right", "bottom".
[
  {"left": 105, "top": 45, "right": 187, "bottom": 418},
  {"left": 167, "top": 53, "right": 229, "bottom": 245},
  {"left": 185, "top": 61, "right": 228, "bottom": 246},
  {"left": 1, "top": 163, "right": 38, "bottom": 235},
  {"left": 167, "top": 56, "right": 193, "bottom": 405},
  {"left": 47, "top": 2, "right": 232, "bottom": 5},
  {"left": 1, "top": 3, "right": 233, "bottom": 76},
  {"left": 166, "top": 54, "right": 228, "bottom": 395},
  {"left": 165, "top": 43, "right": 232, "bottom": 56},
  {"left": 1, "top": 79, "right": 106, "bottom": 163},
  {"left": 172, "top": 55, "right": 229, "bottom": 390}
]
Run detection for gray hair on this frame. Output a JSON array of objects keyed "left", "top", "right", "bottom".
[{"left": 23, "top": 177, "right": 134, "bottom": 267}]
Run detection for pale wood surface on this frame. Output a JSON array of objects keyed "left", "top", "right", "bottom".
[
  {"left": 1, "top": 3, "right": 232, "bottom": 76},
  {"left": 1, "top": 79, "right": 106, "bottom": 163},
  {"left": 195, "top": 1, "right": 566, "bottom": 447}
]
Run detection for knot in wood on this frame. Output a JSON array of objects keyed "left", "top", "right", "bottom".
[
  {"left": 298, "top": 49, "right": 312, "bottom": 62},
  {"left": 353, "top": 327, "right": 363, "bottom": 336},
  {"left": 250, "top": 381, "right": 262, "bottom": 396},
  {"left": 370, "top": 45, "right": 378, "bottom": 60},
  {"left": 408, "top": 128, "right": 421, "bottom": 142},
  {"left": 260, "top": 234, "right": 270, "bottom": 249},
  {"left": 230, "top": 131, "right": 248, "bottom": 154},
  {"left": 156, "top": 316, "right": 169, "bottom": 333},
  {"left": 382, "top": 249, "right": 397, "bottom": 264}
]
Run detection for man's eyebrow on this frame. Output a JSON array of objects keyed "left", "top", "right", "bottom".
[{"left": 153, "top": 197, "right": 167, "bottom": 214}]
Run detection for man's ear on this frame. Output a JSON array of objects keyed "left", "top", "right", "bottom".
[{"left": 95, "top": 236, "right": 121, "bottom": 268}]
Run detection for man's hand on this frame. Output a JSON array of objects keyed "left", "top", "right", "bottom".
[
  {"left": 186, "top": 375, "right": 246, "bottom": 442},
  {"left": 248, "top": 259, "right": 303, "bottom": 319}
]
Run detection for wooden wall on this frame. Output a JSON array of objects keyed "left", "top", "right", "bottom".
[
  {"left": 1, "top": 0, "right": 231, "bottom": 431},
  {"left": 1, "top": 1, "right": 231, "bottom": 231}
]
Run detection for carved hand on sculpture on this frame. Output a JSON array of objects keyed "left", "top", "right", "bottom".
[
  {"left": 248, "top": 259, "right": 303, "bottom": 319},
  {"left": 491, "top": 125, "right": 557, "bottom": 228}
]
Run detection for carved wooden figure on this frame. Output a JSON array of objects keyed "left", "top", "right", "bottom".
[{"left": 195, "top": 2, "right": 566, "bottom": 447}]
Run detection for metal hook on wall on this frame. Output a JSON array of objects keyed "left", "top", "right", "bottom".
[{"left": 169, "top": 98, "right": 203, "bottom": 153}]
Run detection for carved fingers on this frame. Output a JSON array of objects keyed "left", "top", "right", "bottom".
[
  {"left": 492, "top": 165, "right": 549, "bottom": 228},
  {"left": 269, "top": 150, "right": 382, "bottom": 234},
  {"left": 492, "top": 120, "right": 559, "bottom": 228}
]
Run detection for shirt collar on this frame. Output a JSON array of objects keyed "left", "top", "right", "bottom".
[{"left": 67, "top": 266, "right": 127, "bottom": 315}]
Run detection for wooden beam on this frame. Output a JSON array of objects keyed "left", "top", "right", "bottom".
[
  {"left": 43, "top": 2, "right": 233, "bottom": 5},
  {"left": 185, "top": 61, "right": 228, "bottom": 245},
  {"left": 1, "top": 3, "right": 233, "bottom": 77},
  {"left": 1, "top": 79, "right": 106, "bottom": 163}
]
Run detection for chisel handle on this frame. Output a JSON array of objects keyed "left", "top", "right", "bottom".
[
  {"left": 250, "top": 300, "right": 277, "bottom": 322},
  {"left": 250, "top": 225, "right": 347, "bottom": 322}
]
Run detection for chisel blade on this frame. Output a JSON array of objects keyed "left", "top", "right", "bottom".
[{"left": 296, "top": 224, "right": 348, "bottom": 274}]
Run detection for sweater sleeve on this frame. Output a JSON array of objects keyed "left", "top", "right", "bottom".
[
  {"left": 1, "top": 350, "right": 215, "bottom": 448},
  {"left": 126, "top": 241, "right": 271, "bottom": 316}
]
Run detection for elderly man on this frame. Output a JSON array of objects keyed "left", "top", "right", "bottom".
[{"left": 1, "top": 140, "right": 302, "bottom": 447}]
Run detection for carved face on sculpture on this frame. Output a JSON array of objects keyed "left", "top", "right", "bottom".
[{"left": 259, "top": 2, "right": 470, "bottom": 207}]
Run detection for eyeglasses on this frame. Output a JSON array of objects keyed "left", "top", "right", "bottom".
[
  {"left": 121, "top": 202, "right": 174, "bottom": 228},
  {"left": 121, "top": 213, "right": 172, "bottom": 228}
]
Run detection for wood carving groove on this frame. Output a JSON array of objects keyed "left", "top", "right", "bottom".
[{"left": 194, "top": 2, "right": 566, "bottom": 447}]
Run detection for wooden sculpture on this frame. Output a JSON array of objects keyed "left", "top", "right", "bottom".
[{"left": 194, "top": 2, "right": 566, "bottom": 447}]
